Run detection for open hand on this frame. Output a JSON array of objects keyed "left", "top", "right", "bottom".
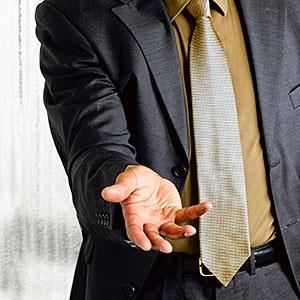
[{"left": 101, "top": 165, "right": 212, "bottom": 253}]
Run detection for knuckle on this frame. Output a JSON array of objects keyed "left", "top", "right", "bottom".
[
  {"left": 148, "top": 230, "right": 158, "bottom": 236},
  {"left": 151, "top": 235, "right": 162, "bottom": 243}
]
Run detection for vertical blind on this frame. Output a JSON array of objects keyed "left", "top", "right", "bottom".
[{"left": 0, "top": 1, "right": 82, "bottom": 299}]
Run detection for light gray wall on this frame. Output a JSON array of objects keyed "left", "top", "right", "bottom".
[{"left": 0, "top": 1, "right": 82, "bottom": 299}]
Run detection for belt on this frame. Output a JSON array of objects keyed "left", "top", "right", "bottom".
[{"left": 160, "top": 241, "right": 278, "bottom": 277}]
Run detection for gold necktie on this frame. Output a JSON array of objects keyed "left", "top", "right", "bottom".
[{"left": 187, "top": 0, "right": 251, "bottom": 286}]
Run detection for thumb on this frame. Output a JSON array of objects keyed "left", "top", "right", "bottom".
[{"left": 101, "top": 170, "right": 137, "bottom": 203}]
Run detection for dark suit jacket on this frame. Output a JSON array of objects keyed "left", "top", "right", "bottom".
[{"left": 35, "top": 0, "right": 300, "bottom": 298}]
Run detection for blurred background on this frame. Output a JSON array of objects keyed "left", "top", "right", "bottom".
[{"left": 0, "top": 1, "right": 82, "bottom": 299}]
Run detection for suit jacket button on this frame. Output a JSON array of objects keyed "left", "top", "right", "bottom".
[
  {"left": 171, "top": 166, "right": 187, "bottom": 178},
  {"left": 95, "top": 213, "right": 101, "bottom": 225},
  {"left": 123, "top": 283, "right": 136, "bottom": 297},
  {"left": 104, "top": 213, "right": 110, "bottom": 226}
]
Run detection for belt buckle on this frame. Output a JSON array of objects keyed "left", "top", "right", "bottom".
[{"left": 199, "top": 257, "right": 214, "bottom": 277}]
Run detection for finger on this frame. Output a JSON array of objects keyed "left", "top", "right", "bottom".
[
  {"left": 159, "top": 222, "right": 196, "bottom": 239},
  {"left": 144, "top": 223, "right": 173, "bottom": 253},
  {"left": 175, "top": 202, "right": 212, "bottom": 224},
  {"left": 126, "top": 217, "right": 152, "bottom": 251},
  {"left": 101, "top": 170, "right": 138, "bottom": 203}
]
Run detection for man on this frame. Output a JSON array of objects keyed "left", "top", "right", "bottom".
[{"left": 35, "top": 0, "right": 300, "bottom": 298}]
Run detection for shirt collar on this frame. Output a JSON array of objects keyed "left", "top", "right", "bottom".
[{"left": 164, "top": 0, "right": 228, "bottom": 22}]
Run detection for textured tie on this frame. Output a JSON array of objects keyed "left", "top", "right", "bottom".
[{"left": 187, "top": 0, "right": 251, "bottom": 286}]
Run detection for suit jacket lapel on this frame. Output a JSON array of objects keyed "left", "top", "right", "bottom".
[
  {"left": 238, "top": 0, "right": 285, "bottom": 164},
  {"left": 112, "top": 0, "right": 189, "bottom": 162},
  {"left": 112, "top": 0, "right": 285, "bottom": 165}
]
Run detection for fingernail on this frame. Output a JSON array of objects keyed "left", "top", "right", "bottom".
[
  {"left": 206, "top": 202, "right": 213, "bottom": 210},
  {"left": 184, "top": 231, "right": 195, "bottom": 237},
  {"left": 160, "top": 244, "right": 173, "bottom": 253}
]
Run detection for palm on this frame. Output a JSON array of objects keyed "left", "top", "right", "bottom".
[
  {"left": 102, "top": 165, "right": 211, "bottom": 253},
  {"left": 122, "top": 178, "right": 181, "bottom": 228}
]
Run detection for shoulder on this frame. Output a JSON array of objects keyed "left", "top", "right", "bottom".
[
  {"left": 36, "top": 0, "right": 122, "bottom": 43},
  {"left": 36, "top": 0, "right": 118, "bottom": 26},
  {"left": 39, "top": 0, "right": 113, "bottom": 13}
]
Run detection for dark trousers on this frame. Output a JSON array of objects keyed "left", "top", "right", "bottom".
[{"left": 137, "top": 253, "right": 300, "bottom": 300}]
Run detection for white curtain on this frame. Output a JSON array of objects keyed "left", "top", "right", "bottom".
[{"left": 0, "top": 1, "right": 82, "bottom": 299}]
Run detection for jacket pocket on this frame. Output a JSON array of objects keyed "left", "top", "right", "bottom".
[{"left": 289, "top": 85, "right": 300, "bottom": 110}]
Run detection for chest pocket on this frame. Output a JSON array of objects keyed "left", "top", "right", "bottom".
[{"left": 289, "top": 85, "right": 300, "bottom": 110}]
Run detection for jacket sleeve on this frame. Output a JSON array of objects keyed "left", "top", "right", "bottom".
[{"left": 35, "top": 2, "right": 138, "bottom": 244}]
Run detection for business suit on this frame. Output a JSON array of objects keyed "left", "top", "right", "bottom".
[{"left": 35, "top": 0, "right": 300, "bottom": 298}]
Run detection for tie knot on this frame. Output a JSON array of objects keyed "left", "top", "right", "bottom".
[{"left": 187, "top": 0, "right": 211, "bottom": 19}]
